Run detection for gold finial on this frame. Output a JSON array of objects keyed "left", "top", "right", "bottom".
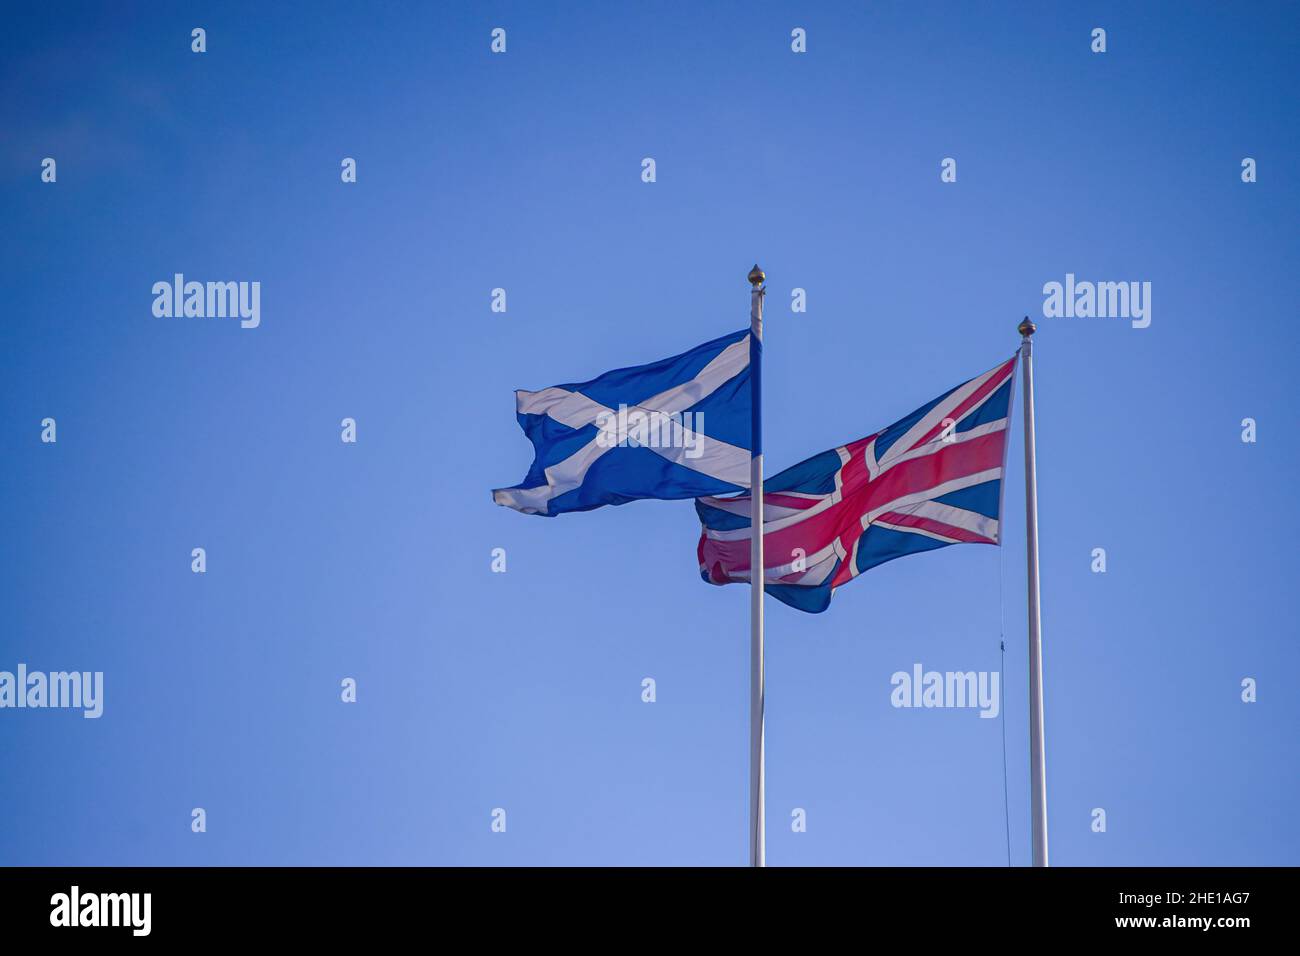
[
  {"left": 1018, "top": 316, "right": 1037, "bottom": 338},
  {"left": 748, "top": 264, "right": 765, "bottom": 287}
]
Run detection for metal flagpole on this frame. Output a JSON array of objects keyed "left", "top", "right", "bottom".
[
  {"left": 1018, "top": 316, "right": 1049, "bottom": 867},
  {"left": 748, "top": 264, "right": 766, "bottom": 868}
]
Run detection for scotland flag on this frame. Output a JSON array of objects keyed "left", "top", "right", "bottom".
[{"left": 493, "top": 328, "right": 753, "bottom": 516}]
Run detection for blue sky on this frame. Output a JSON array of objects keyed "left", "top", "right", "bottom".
[{"left": 2, "top": 0, "right": 1297, "bottom": 865}]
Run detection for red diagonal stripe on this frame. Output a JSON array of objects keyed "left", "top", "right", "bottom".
[
  {"left": 877, "top": 510, "right": 993, "bottom": 544},
  {"left": 908, "top": 357, "right": 1015, "bottom": 451}
]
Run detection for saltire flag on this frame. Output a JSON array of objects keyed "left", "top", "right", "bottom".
[
  {"left": 493, "top": 328, "right": 753, "bottom": 516},
  {"left": 696, "top": 355, "right": 1018, "bottom": 612}
]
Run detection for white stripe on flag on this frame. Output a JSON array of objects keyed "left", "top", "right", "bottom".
[{"left": 497, "top": 336, "right": 752, "bottom": 513}]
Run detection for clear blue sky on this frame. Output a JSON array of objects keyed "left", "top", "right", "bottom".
[{"left": 2, "top": 1, "right": 1297, "bottom": 865}]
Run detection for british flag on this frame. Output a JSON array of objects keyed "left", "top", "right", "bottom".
[{"left": 696, "top": 355, "right": 1019, "bottom": 613}]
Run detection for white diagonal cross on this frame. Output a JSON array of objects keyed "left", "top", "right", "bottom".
[{"left": 493, "top": 336, "right": 751, "bottom": 514}]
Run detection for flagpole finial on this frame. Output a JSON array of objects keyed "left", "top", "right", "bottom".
[
  {"left": 1018, "top": 316, "right": 1037, "bottom": 338},
  {"left": 748, "top": 264, "right": 765, "bottom": 287}
]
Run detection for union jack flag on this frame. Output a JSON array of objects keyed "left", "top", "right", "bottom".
[{"left": 696, "top": 355, "right": 1019, "bottom": 613}]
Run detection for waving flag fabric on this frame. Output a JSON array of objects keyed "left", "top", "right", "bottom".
[
  {"left": 696, "top": 355, "right": 1018, "bottom": 612},
  {"left": 493, "top": 328, "right": 753, "bottom": 516}
]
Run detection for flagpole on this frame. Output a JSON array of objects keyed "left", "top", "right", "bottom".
[
  {"left": 748, "top": 264, "right": 766, "bottom": 868},
  {"left": 1018, "top": 316, "right": 1049, "bottom": 867}
]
